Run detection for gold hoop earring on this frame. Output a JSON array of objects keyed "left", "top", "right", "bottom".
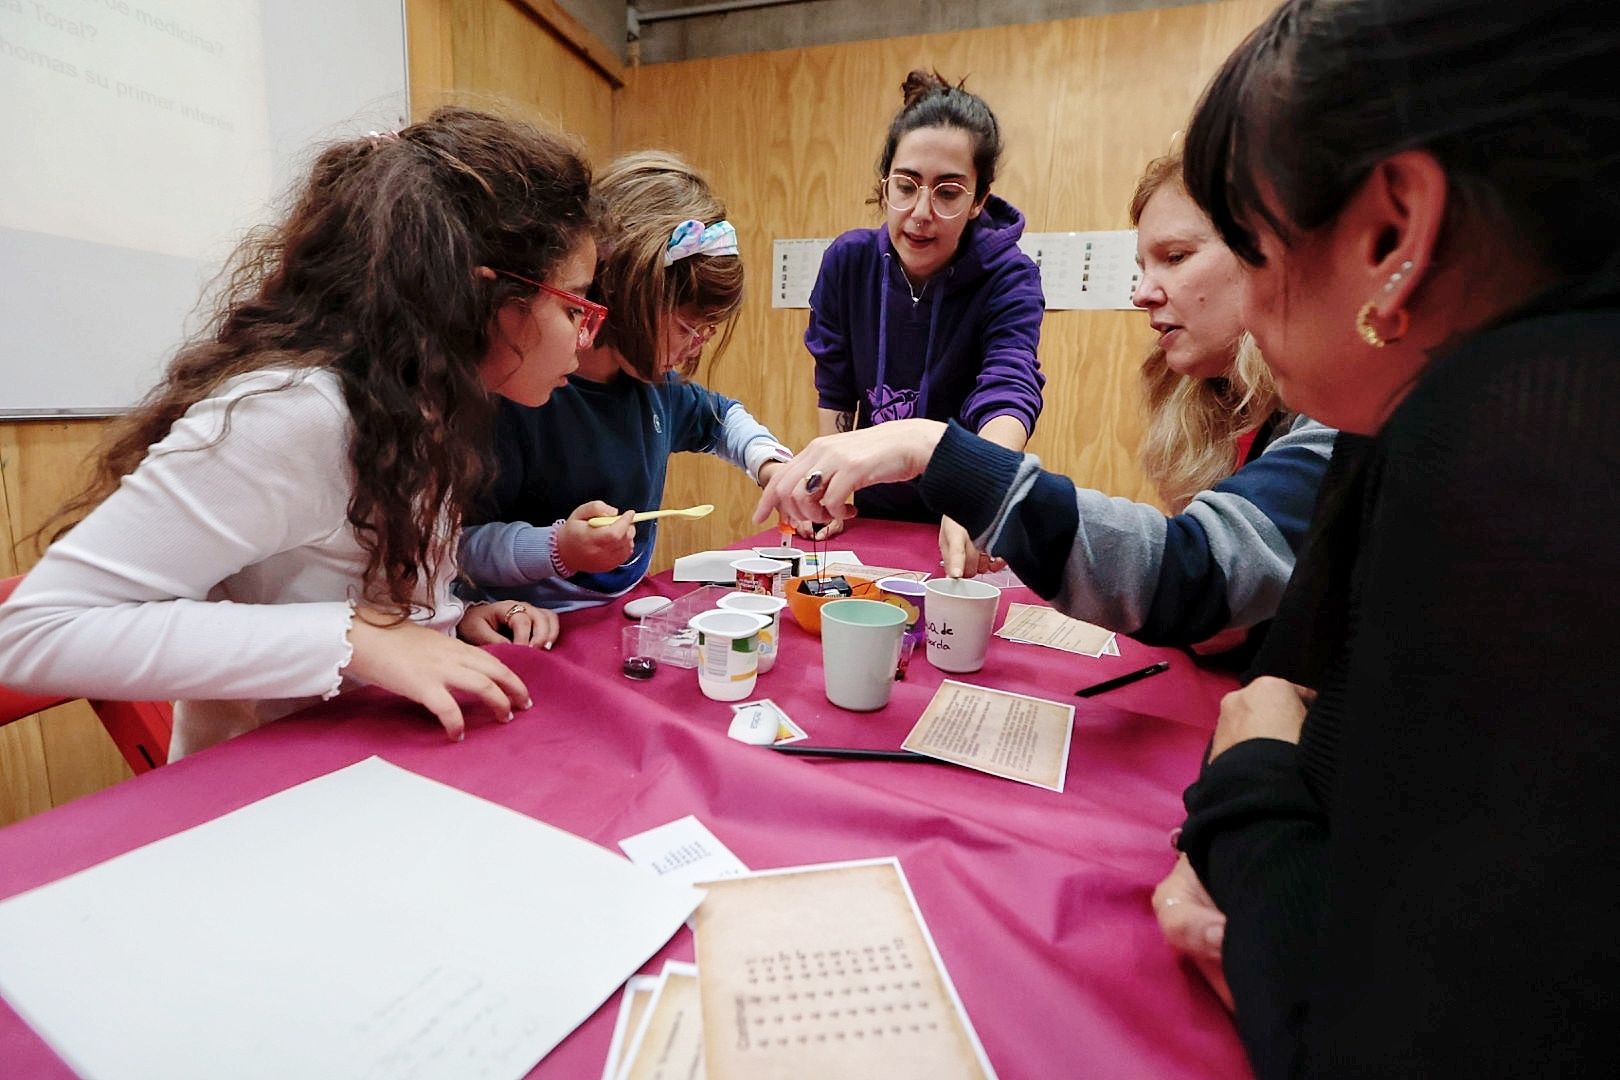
[{"left": 1356, "top": 302, "right": 1409, "bottom": 348}]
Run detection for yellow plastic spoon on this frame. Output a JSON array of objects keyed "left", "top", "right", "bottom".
[{"left": 587, "top": 503, "right": 715, "bottom": 527}]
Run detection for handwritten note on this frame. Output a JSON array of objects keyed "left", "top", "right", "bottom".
[
  {"left": 995, "top": 603, "right": 1118, "bottom": 657},
  {"left": 902, "top": 681, "right": 1077, "bottom": 792},
  {"left": 694, "top": 859, "right": 994, "bottom": 1080}
]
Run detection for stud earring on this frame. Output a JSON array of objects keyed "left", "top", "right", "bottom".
[{"left": 1382, "top": 260, "right": 1415, "bottom": 294}]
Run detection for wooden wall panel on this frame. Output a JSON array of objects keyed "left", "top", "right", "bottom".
[
  {"left": 405, "top": 0, "right": 616, "bottom": 160},
  {"left": 0, "top": 421, "right": 132, "bottom": 826},
  {"left": 616, "top": 0, "right": 1277, "bottom": 568}
]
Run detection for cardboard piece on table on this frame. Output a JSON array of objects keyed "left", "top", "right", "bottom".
[
  {"left": 615, "top": 961, "right": 704, "bottom": 1080},
  {"left": 995, "top": 602, "right": 1118, "bottom": 657},
  {"left": 902, "top": 680, "right": 1077, "bottom": 793},
  {"left": 819, "top": 560, "right": 930, "bottom": 584},
  {"left": 693, "top": 858, "right": 994, "bottom": 1080},
  {"left": 600, "top": 974, "right": 659, "bottom": 1080}
]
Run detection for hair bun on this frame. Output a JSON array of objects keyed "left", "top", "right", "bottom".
[{"left": 900, "top": 68, "right": 952, "bottom": 110}]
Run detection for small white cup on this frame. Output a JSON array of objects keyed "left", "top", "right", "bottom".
[
  {"left": 730, "top": 556, "right": 790, "bottom": 598},
  {"left": 820, "top": 598, "right": 907, "bottom": 711},
  {"left": 752, "top": 546, "right": 805, "bottom": 578},
  {"left": 717, "top": 592, "right": 787, "bottom": 673},
  {"left": 923, "top": 578, "right": 1001, "bottom": 673},
  {"left": 688, "top": 609, "right": 771, "bottom": 701}
]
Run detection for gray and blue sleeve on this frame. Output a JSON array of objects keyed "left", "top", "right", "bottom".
[{"left": 917, "top": 416, "right": 1335, "bottom": 643}]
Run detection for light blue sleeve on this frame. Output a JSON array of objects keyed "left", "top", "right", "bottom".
[
  {"left": 719, "top": 401, "right": 791, "bottom": 482},
  {"left": 457, "top": 521, "right": 558, "bottom": 589}
]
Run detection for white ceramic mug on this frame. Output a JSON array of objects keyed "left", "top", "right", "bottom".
[
  {"left": 820, "top": 598, "right": 907, "bottom": 711},
  {"left": 730, "top": 556, "right": 790, "bottom": 597},
  {"left": 717, "top": 592, "right": 787, "bottom": 673},
  {"left": 923, "top": 578, "right": 1001, "bottom": 673},
  {"left": 688, "top": 609, "right": 770, "bottom": 702}
]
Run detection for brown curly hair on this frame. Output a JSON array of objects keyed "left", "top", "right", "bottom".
[{"left": 43, "top": 107, "right": 596, "bottom": 617}]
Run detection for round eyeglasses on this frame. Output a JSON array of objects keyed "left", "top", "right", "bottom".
[
  {"left": 883, "top": 174, "right": 974, "bottom": 219},
  {"left": 675, "top": 314, "right": 720, "bottom": 349},
  {"left": 493, "top": 269, "right": 608, "bottom": 349}
]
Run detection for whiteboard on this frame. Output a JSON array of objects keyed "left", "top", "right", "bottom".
[{"left": 0, "top": 0, "right": 409, "bottom": 416}]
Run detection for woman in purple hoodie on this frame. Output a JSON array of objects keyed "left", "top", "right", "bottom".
[{"left": 805, "top": 70, "right": 1045, "bottom": 568}]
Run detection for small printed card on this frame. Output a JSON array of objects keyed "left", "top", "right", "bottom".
[
  {"left": 617, "top": 815, "right": 748, "bottom": 889},
  {"left": 902, "top": 680, "right": 1078, "bottom": 793},
  {"left": 693, "top": 858, "right": 993, "bottom": 1079},
  {"left": 728, "top": 699, "right": 806, "bottom": 745},
  {"left": 996, "top": 603, "right": 1119, "bottom": 657}
]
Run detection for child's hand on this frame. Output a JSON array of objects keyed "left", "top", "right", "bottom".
[
  {"left": 556, "top": 501, "right": 635, "bottom": 574},
  {"left": 344, "top": 609, "right": 531, "bottom": 741},
  {"left": 458, "top": 600, "right": 559, "bottom": 651}
]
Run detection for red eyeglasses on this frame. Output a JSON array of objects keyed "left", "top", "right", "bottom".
[{"left": 494, "top": 269, "right": 608, "bottom": 348}]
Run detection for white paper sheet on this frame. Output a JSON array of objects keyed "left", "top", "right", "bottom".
[
  {"left": 771, "top": 238, "right": 835, "bottom": 308},
  {"left": 618, "top": 815, "right": 749, "bottom": 889},
  {"left": 0, "top": 757, "right": 702, "bottom": 1080}
]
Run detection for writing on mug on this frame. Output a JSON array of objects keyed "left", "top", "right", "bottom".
[{"left": 927, "top": 620, "right": 955, "bottom": 649}]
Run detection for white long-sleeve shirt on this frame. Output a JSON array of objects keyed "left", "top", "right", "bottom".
[{"left": 0, "top": 368, "right": 463, "bottom": 759}]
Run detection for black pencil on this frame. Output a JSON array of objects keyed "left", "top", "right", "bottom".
[
  {"left": 769, "top": 745, "right": 937, "bottom": 762},
  {"left": 1075, "top": 660, "right": 1171, "bottom": 697}
]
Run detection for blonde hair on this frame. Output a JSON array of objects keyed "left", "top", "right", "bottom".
[
  {"left": 591, "top": 150, "right": 742, "bottom": 381},
  {"left": 1131, "top": 152, "right": 1282, "bottom": 510}
]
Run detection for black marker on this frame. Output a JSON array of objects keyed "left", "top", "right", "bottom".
[
  {"left": 1075, "top": 660, "right": 1170, "bottom": 698},
  {"left": 769, "top": 745, "right": 938, "bottom": 763}
]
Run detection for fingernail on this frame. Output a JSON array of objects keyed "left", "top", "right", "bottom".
[
  {"left": 455, "top": 731, "right": 465, "bottom": 742},
  {"left": 543, "top": 641, "right": 553, "bottom": 651},
  {"left": 501, "top": 712, "right": 513, "bottom": 724},
  {"left": 522, "top": 698, "right": 533, "bottom": 710}
]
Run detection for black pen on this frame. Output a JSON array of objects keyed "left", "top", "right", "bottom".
[
  {"left": 769, "top": 745, "right": 937, "bottom": 763},
  {"left": 1075, "top": 660, "right": 1171, "bottom": 697}
]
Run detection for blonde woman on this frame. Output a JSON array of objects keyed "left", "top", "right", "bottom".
[{"left": 755, "top": 152, "right": 1335, "bottom": 648}]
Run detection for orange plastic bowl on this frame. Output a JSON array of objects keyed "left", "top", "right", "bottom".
[{"left": 784, "top": 574, "right": 877, "bottom": 636}]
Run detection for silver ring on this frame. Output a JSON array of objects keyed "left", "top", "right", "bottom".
[
  {"left": 505, "top": 603, "right": 525, "bottom": 619},
  {"left": 804, "top": 470, "right": 824, "bottom": 494}
]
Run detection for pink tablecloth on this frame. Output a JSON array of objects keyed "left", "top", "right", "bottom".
[{"left": 0, "top": 520, "right": 1250, "bottom": 1079}]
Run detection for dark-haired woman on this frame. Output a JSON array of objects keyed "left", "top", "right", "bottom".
[
  {"left": 0, "top": 108, "right": 596, "bottom": 757},
  {"left": 1158, "top": 0, "right": 1620, "bottom": 1075},
  {"left": 805, "top": 70, "right": 1045, "bottom": 571}
]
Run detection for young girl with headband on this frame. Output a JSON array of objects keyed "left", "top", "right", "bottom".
[
  {"left": 805, "top": 69, "right": 1045, "bottom": 572},
  {"left": 0, "top": 108, "right": 596, "bottom": 757},
  {"left": 459, "top": 150, "right": 791, "bottom": 611}
]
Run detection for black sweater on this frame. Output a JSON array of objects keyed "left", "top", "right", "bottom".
[{"left": 1179, "top": 293, "right": 1620, "bottom": 1078}]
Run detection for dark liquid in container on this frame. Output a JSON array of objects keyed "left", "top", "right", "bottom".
[{"left": 622, "top": 656, "right": 658, "bottom": 680}]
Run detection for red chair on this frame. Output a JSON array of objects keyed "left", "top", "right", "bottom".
[{"left": 0, "top": 575, "right": 172, "bottom": 773}]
